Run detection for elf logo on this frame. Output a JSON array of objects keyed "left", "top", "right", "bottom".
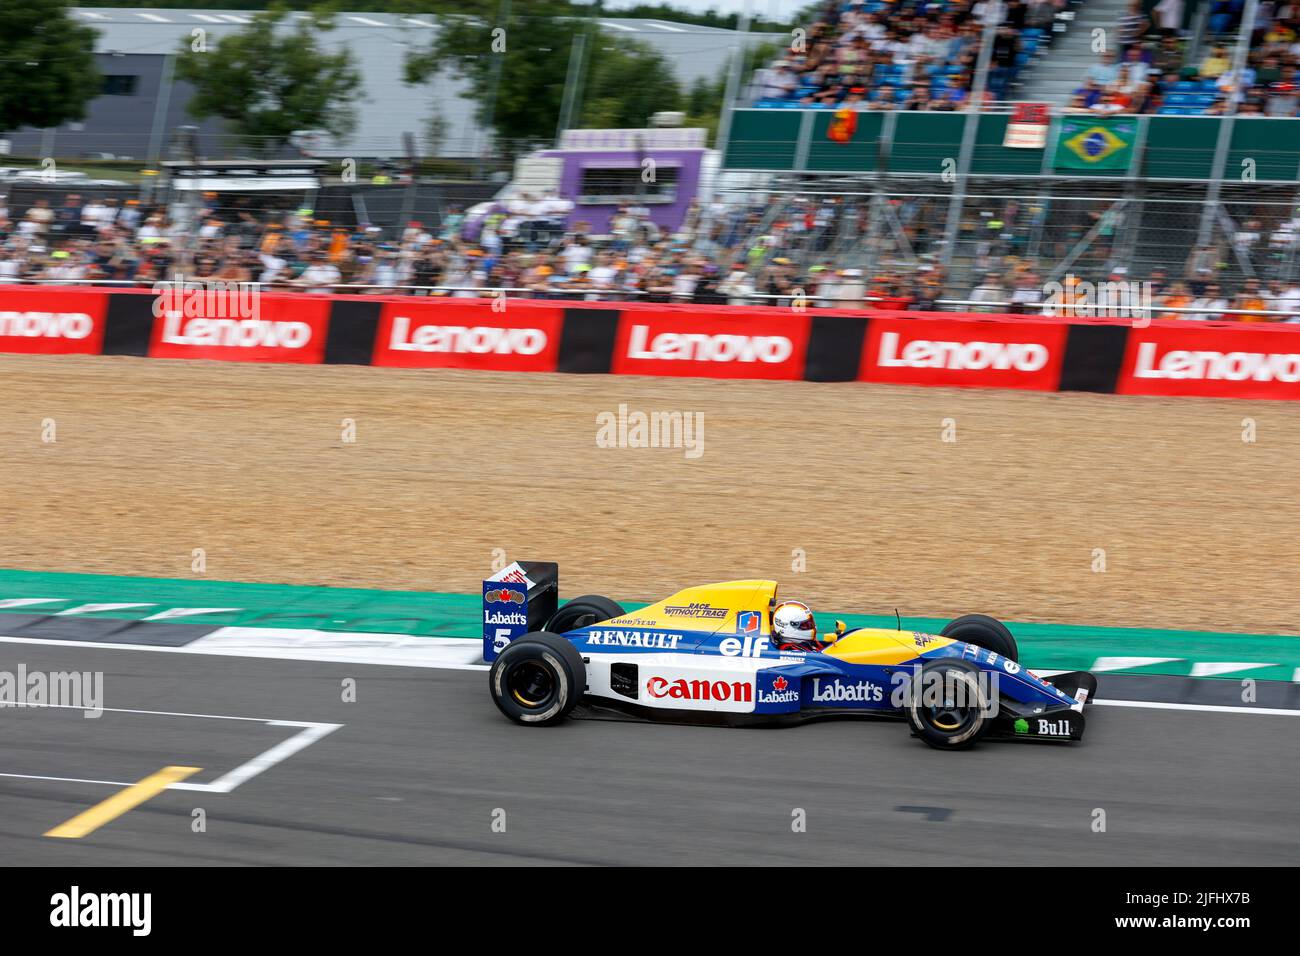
[
  {"left": 719, "top": 633, "right": 770, "bottom": 657},
  {"left": 388, "top": 318, "right": 547, "bottom": 355},
  {"left": 877, "top": 331, "right": 1049, "bottom": 372},
  {"left": 160, "top": 314, "right": 311, "bottom": 348},
  {"left": 0, "top": 311, "right": 94, "bottom": 339},
  {"left": 627, "top": 325, "right": 793, "bottom": 363}
]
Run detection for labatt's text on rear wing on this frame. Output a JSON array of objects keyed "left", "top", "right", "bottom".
[{"left": 482, "top": 561, "right": 558, "bottom": 662}]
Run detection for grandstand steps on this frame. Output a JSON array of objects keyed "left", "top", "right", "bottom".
[{"left": 1016, "top": 0, "right": 1136, "bottom": 104}]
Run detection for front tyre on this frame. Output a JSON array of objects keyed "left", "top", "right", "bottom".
[
  {"left": 489, "top": 632, "right": 586, "bottom": 726},
  {"left": 546, "top": 594, "right": 625, "bottom": 633},
  {"left": 904, "top": 659, "right": 992, "bottom": 750},
  {"left": 940, "top": 613, "right": 1018, "bottom": 663}
]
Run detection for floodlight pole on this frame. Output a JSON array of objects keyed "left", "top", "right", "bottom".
[
  {"left": 714, "top": 0, "right": 753, "bottom": 165},
  {"left": 939, "top": 0, "right": 1001, "bottom": 278},
  {"left": 1197, "top": 0, "right": 1258, "bottom": 247}
]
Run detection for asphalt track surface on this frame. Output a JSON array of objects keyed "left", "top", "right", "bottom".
[{"left": 3, "top": 642, "right": 1297, "bottom": 866}]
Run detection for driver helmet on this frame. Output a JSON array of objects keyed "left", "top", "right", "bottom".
[{"left": 772, "top": 600, "right": 818, "bottom": 649}]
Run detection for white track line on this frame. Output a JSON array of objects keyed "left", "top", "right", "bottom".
[
  {"left": 0, "top": 634, "right": 490, "bottom": 671},
  {"left": 1094, "top": 699, "right": 1300, "bottom": 716},
  {"left": 0, "top": 772, "right": 134, "bottom": 787},
  {"left": 0, "top": 701, "right": 342, "bottom": 792},
  {"left": 169, "top": 721, "right": 341, "bottom": 794}
]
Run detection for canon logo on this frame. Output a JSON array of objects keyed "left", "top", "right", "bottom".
[
  {"left": 877, "top": 331, "right": 1049, "bottom": 372},
  {"left": 646, "top": 676, "right": 754, "bottom": 702},
  {"left": 160, "top": 314, "right": 311, "bottom": 349},
  {"left": 1134, "top": 342, "right": 1300, "bottom": 382},
  {"left": 0, "top": 311, "right": 93, "bottom": 340},
  {"left": 627, "top": 324, "right": 794, "bottom": 363},
  {"left": 389, "top": 317, "right": 547, "bottom": 355}
]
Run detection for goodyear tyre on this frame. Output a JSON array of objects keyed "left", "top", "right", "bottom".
[
  {"left": 904, "top": 659, "right": 993, "bottom": 750},
  {"left": 489, "top": 632, "right": 586, "bottom": 726},
  {"left": 940, "top": 613, "right": 1019, "bottom": 663},
  {"left": 546, "top": 595, "right": 625, "bottom": 633}
]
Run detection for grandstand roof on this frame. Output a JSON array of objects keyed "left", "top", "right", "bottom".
[{"left": 71, "top": 8, "right": 780, "bottom": 157}]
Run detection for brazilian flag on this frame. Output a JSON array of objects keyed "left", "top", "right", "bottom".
[{"left": 1053, "top": 117, "right": 1138, "bottom": 171}]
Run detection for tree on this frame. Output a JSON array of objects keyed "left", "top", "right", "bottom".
[
  {"left": 404, "top": 4, "right": 578, "bottom": 157},
  {"left": 405, "top": 5, "right": 695, "bottom": 156},
  {"left": 0, "top": 0, "right": 101, "bottom": 136},
  {"left": 580, "top": 39, "right": 682, "bottom": 130},
  {"left": 682, "top": 70, "right": 728, "bottom": 146},
  {"left": 423, "top": 111, "right": 450, "bottom": 157},
  {"left": 175, "top": 5, "right": 361, "bottom": 152}
]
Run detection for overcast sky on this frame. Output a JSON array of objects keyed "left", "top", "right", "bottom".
[{"left": 601, "top": 0, "right": 808, "bottom": 19}]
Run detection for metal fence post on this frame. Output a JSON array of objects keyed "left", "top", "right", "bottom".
[
  {"left": 939, "top": 0, "right": 1001, "bottom": 284},
  {"left": 714, "top": 0, "right": 753, "bottom": 165},
  {"left": 1197, "top": 0, "right": 1258, "bottom": 247},
  {"left": 555, "top": 32, "right": 587, "bottom": 143}
]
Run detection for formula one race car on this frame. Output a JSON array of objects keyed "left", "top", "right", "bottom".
[{"left": 482, "top": 566, "right": 1097, "bottom": 750}]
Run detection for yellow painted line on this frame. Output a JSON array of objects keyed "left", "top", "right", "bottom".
[{"left": 44, "top": 765, "right": 200, "bottom": 839}]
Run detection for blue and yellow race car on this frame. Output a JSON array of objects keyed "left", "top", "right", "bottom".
[{"left": 484, "top": 571, "right": 1096, "bottom": 750}]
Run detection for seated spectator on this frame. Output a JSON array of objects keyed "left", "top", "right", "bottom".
[
  {"left": 1266, "top": 67, "right": 1299, "bottom": 114},
  {"left": 903, "top": 85, "right": 935, "bottom": 110},
  {"left": 1152, "top": 35, "right": 1185, "bottom": 77},
  {"left": 1091, "top": 86, "right": 1131, "bottom": 113},
  {"left": 969, "top": 271, "right": 1008, "bottom": 311},
  {"left": 1073, "top": 79, "right": 1106, "bottom": 109},
  {"left": 1200, "top": 45, "right": 1232, "bottom": 79},
  {"left": 1187, "top": 283, "right": 1229, "bottom": 320},
  {"left": 1216, "top": 65, "right": 1256, "bottom": 104},
  {"left": 1239, "top": 86, "right": 1268, "bottom": 112},
  {"left": 1269, "top": 278, "right": 1300, "bottom": 320},
  {"left": 1129, "top": 80, "right": 1157, "bottom": 112},
  {"left": 1119, "top": 47, "right": 1152, "bottom": 90},
  {"left": 933, "top": 73, "right": 971, "bottom": 110},
  {"left": 1087, "top": 50, "right": 1122, "bottom": 87},
  {"left": 1156, "top": 281, "right": 1195, "bottom": 319},
  {"left": 758, "top": 61, "right": 797, "bottom": 100},
  {"left": 1228, "top": 277, "right": 1270, "bottom": 320},
  {"left": 868, "top": 84, "right": 897, "bottom": 109}
]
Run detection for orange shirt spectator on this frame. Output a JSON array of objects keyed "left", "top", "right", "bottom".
[{"left": 1157, "top": 284, "right": 1193, "bottom": 320}]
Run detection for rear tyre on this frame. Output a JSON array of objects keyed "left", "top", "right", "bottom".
[
  {"left": 941, "top": 613, "right": 1018, "bottom": 662},
  {"left": 546, "top": 594, "right": 625, "bottom": 633},
  {"left": 904, "top": 659, "right": 993, "bottom": 750},
  {"left": 489, "top": 632, "right": 586, "bottom": 726}
]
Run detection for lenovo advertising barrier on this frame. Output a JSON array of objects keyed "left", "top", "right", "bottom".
[{"left": 2, "top": 286, "right": 1298, "bottom": 400}]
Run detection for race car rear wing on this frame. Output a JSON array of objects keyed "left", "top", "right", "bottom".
[{"left": 482, "top": 560, "right": 558, "bottom": 663}]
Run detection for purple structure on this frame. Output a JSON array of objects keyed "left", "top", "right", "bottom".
[{"left": 466, "top": 127, "right": 714, "bottom": 240}]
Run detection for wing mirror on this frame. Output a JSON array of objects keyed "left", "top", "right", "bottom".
[{"left": 825, "top": 619, "right": 847, "bottom": 643}]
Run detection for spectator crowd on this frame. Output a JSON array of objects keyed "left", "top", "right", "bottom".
[
  {"left": 752, "top": 0, "right": 1061, "bottom": 110},
  {"left": 2, "top": 188, "right": 1299, "bottom": 321},
  {"left": 1067, "top": 0, "right": 1300, "bottom": 116},
  {"left": 750, "top": 0, "right": 1300, "bottom": 118}
]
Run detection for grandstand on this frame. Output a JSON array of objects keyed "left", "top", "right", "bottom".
[{"left": 745, "top": 0, "right": 1293, "bottom": 117}]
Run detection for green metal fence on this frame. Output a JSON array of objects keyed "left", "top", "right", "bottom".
[{"left": 722, "top": 110, "right": 1300, "bottom": 183}]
